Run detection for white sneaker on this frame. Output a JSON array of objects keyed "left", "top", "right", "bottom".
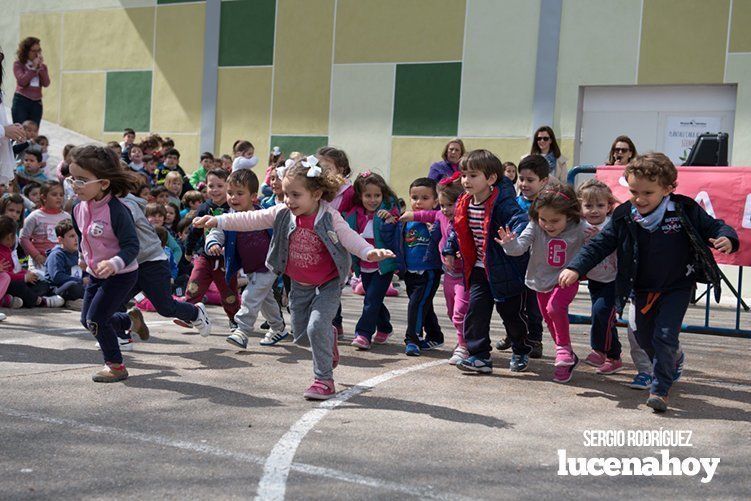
[
  {"left": 0, "top": 312, "right": 6, "bottom": 321},
  {"left": 260, "top": 329, "right": 290, "bottom": 346},
  {"left": 44, "top": 295, "right": 65, "bottom": 308},
  {"left": 66, "top": 298, "right": 84, "bottom": 311},
  {"left": 7, "top": 296, "right": 23, "bottom": 309},
  {"left": 191, "top": 302, "right": 211, "bottom": 337},
  {"left": 95, "top": 337, "right": 134, "bottom": 351}
]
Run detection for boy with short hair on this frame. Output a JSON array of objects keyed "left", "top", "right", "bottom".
[
  {"left": 16, "top": 147, "right": 47, "bottom": 187},
  {"left": 121, "top": 128, "right": 136, "bottom": 161},
  {"left": 453, "top": 149, "right": 532, "bottom": 374},
  {"left": 190, "top": 152, "right": 215, "bottom": 189},
  {"left": 150, "top": 186, "right": 170, "bottom": 206},
  {"left": 561, "top": 153, "right": 739, "bottom": 412},
  {"left": 45, "top": 220, "right": 86, "bottom": 307},
  {"left": 107, "top": 141, "right": 123, "bottom": 158},
  {"left": 155, "top": 148, "right": 191, "bottom": 193},
  {"left": 205, "top": 169, "right": 288, "bottom": 347},
  {"left": 181, "top": 190, "right": 204, "bottom": 218}
]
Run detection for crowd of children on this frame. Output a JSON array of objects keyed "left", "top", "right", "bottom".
[{"left": 0, "top": 124, "right": 740, "bottom": 412}]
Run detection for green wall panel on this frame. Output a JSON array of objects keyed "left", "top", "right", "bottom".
[
  {"left": 270, "top": 135, "right": 328, "bottom": 156},
  {"left": 104, "top": 71, "right": 151, "bottom": 132},
  {"left": 219, "top": 0, "right": 276, "bottom": 66},
  {"left": 393, "top": 62, "right": 461, "bottom": 136}
]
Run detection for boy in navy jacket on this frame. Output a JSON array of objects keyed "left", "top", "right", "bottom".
[{"left": 45, "top": 220, "right": 86, "bottom": 303}]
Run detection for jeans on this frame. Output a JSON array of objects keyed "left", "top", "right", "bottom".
[
  {"left": 53, "top": 280, "right": 84, "bottom": 301},
  {"left": 588, "top": 280, "right": 621, "bottom": 359},
  {"left": 11, "top": 93, "right": 43, "bottom": 125},
  {"left": 354, "top": 270, "right": 394, "bottom": 341},
  {"left": 403, "top": 270, "right": 443, "bottom": 346},
  {"left": 185, "top": 255, "right": 239, "bottom": 320},
  {"left": 463, "top": 267, "right": 530, "bottom": 359}
]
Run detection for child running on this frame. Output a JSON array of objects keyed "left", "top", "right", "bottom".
[
  {"left": 344, "top": 171, "right": 401, "bottom": 350},
  {"left": 193, "top": 156, "right": 394, "bottom": 400},
  {"left": 561, "top": 153, "right": 738, "bottom": 411},
  {"left": 497, "top": 184, "right": 590, "bottom": 382},
  {"left": 68, "top": 145, "right": 143, "bottom": 382}
]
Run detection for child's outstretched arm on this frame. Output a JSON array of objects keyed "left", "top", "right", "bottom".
[
  {"left": 496, "top": 220, "right": 536, "bottom": 256},
  {"left": 560, "top": 218, "right": 619, "bottom": 286},
  {"left": 195, "top": 204, "right": 282, "bottom": 232},
  {"left": 331, "top": 209, "right": 395, "bottom": 262},
  {"left": 402, "top": 209, "right": 438, "bottom": 224}
]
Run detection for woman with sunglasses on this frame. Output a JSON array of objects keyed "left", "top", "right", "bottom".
[
  {"left": 1, "top": 47, "right": 28, "bottom": 188},
  {"left": 529, "top": 126, "right": 567, "bottom": 183},
  {"left": 606, "top": 135, "right": 637, "bottom": 166},
  {"left": 11, "top": 37, "right": 50, "bottom": 126}
]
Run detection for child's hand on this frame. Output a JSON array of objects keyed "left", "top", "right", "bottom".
[
  {"left": 33, "top": 254, "right": 46, "bottom": 266},
  {"left": 78, "top": 259, "right": 87, "bottom": 272},
  {"left": 83, "top": 276, "right": 90, "bottom": 286},
  {"left": 207, "top": 244, "right": 223, "bottom": 256},
  {"left": 366, "top": 248, "right": 396, "bottom": 262},
  {"left": 193, "top": 215, "right": 218, "bottom": 228},
  {"left": 494, "top": 226, "right": 517, "bottom": 245},
  {"left": 377, "top": 209, "right": 396, "bottom": 224},
  {"left": 709, "top": 237, "right": 733, "bottom": 254},
  {"left": 584, "top": 225, "right": 599, "bottom": 238},
  {"left": 24, "top": 271, "right": 38, "bottom": 283},
  {"left": 558, "top": 269, "right": 579, "bottom": 287},
  {"left": 398, "top": 211, "right": 414, "bottom": 222},
  {"left": 95, "top": 260, "right": 117, "bottom": 278}
]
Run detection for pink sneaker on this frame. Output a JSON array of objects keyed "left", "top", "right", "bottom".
[
  {"left": 351, "top": 334, "right": 371, "bottom": 350},
  {"left": 584, "top": 350, "right": 606, "bottom": 367},
  {"left": 303, "top": 379, "right": 336, "bottom": 400},
  {"left": 554, "top": 345, "right": 576, "bottom": 366},
  {"left": 353, "top": 282, "right": 365, "bottom": 295},
  {"left": 373, "top": 330, "right": 391, "bottom": 344},
  {"left": 597, "top": 358, "right": 623, "bottom": 375},
  {"left": 385, "top": 284, "right": 399, "bottom": 297},
  {"left": 332, "top": 327, "right": 340, "bottom": 368},
  {"left": 553, "top": 354, "right": 579, "bottom": 383}
]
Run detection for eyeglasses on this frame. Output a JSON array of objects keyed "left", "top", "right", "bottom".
[
  {"left": 67, "top": 177, "right": 102, "bottom": 189},
  {"left": 613, "top": 147, "right": 630, "bottom": 154},
  {"left": 536, "top": 136, "right": 551, "bottom": 142}
]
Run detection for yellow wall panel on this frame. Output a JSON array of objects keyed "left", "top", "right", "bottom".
[
  {"left": 215, "top": 67, "right": 272, "bottom": 161},
  {"left": 59, "top": 72, "right": 105, "bottom": 139},
  {"left": 19, "top": 13, "right": 62, "bottom": 123},
  {"left": 159, "top": 133, "right": 201, "bottom": 175},
  {"left": 335, "top": 0, "right": 465, "bottom": 63},
  {"left": 151, "top": 3, "right": 204, "bottom": 133},
  {"left": 63, "top": 8, "right": 154, "bottom": 70},
  {"left": 271, "top": 0, "right": 334, "bottom": 135},
  {"left": 729, "top": 0, "right": 751, "bottom": 53},
  {"left": 638, "top": 0, "right": 729, "bottom": 84},
  {"left": 390, "top": 137, "right": 453, "bottom": 198},
  {"left": 463, "top": 138, "right": 534, "bottom": 166}
]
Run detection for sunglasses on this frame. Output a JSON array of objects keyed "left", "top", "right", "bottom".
[
  {"left": 613, "top": 147, "right": 630, "bottom": 154},
  {"left": 536, "top": 136, "right": 551, "bottom": 142}
]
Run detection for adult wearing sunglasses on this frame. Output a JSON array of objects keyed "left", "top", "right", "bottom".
[
  {"left": 529, "top": 125, "right": 567, "bottom": 183},
  {"left": 606, "top": 135, "right": 637, "bottom": 166},
  {"left": 11, "top": 37, "right": 50, "bottom": 126},
  {"left": 0, "top": 46, "right": 28, "bottom": 186}
]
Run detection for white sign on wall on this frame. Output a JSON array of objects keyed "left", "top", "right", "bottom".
[{"left": 664, "top": 116, "right": 722, "bottom": 165}]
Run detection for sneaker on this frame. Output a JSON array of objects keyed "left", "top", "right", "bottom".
[
  {"left": 43, "top": 295, "right": 65, "bottom": 308},
  {"left": 457, "top": 355, "right": 493, "bottom": 374},
  {"left": 229, "top": 319, "right": 238, "bottom": 331},
  {"left": 646, "top": 393, "right": 669, "bottom": 412},
  {"left": 119, "top": 337, "right": 135, "bottom": 351},
  {"left": 510, "top": 353, "right": 529, "bottom": 372},
  {"left": 448, "top": 345, "right": 469, "bottom": 365},
  {"left": 226, "top": 330, "right": 249, "bottom": 349},
  {"left": 584, "top": 350, "right": 607, "bottom": 367},
  {"left": 127, "top": 307, "right": 150, "bottom": 341},
  {"left": 673, "top": 352, "right": 685, "bottom": 382},
  {"left": 597, "top": 358, "right": 623, "bottom": 375},
  {"left": 554, "top": 345, "right": 576, "bottom": 367},
  {"left": 373, "top": 330, "right": 391, "bottom": 344},
  {"left": 529, "top": 340, "right": 543, "bottom": 359},
  {"left": 351, "top": 334, "right": 371, "bottom": 350},
  {"left": 173, "top": 318, "right": 191, "bottom": 328},
  {"left": 65, "top": 298, "right": 84, "bottom": 311},
  {"left": 92, "top": 363, "right": 128, "bottom": 383},
  {"left": 191, "top": 303, "right": 212, "bottom": 337},
  {"left": 419, "top": 339, "right": 444, "bottom": 351},
  {"left": 553, "top": 354, "right": 579, "bottom": 383},
  {"left": 260, "top": 320, "right": 270, "bottom": 330},
  {"left": 0, "top": 312, "right": 6, "bottom": 321},
  {"left": 303, "top": 379, "right": 335, "bottom": 400},
  {"left": 495, "top": 337, "right": 512, "bottom": 351},
  {"left": 332, "top": 327, "right": 340, "bottom": 368},
  {"left": 259, "top": 329, "right": 290, "bottom": 346},
  {"left": 405, "top": 343, "right": 421, "bottom": 357},
  {"left": 334, "top": 324, "right": 344, "bottom": 341},
  {"left": 629, "top": 372, "right": 653, "bottom": 390}
]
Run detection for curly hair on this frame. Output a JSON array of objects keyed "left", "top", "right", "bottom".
[
  {"left": 624, "top": 152, "right": 677, "bottom": 189},
  {"left": 69, "top": 144, "right": 139, "bottom": 197},
  {"left": 529, "top": 184, "right": 580, "bottom": 224},
  {"left": 283, "top": 159, "right": 342, "bottom": 202},
  {"left": 16, "top": 37, "right": 40, "bottom": 65}
]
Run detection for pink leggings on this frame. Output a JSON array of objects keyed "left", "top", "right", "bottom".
[
  {"left": 0, "top": 272, "right": 10, "bottom": 298},
  {"left": 537, "top": 283, "right": 579, "bottom": 347},
  {"left": 443, "top": 273, "right": 469, "bottom": 346}
]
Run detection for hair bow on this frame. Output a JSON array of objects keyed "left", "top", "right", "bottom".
[
  {"left": 359, "top": 170, "right": 372, "bottom": 178},
  {"left": 272, "top": 146, "right": 281, "bottom": 156},
  {"left": 303, "top": 155, "right": 322, "bottom": 178},
  {"left": 439, "top": 170, "right": 461, "bottom": 185}
]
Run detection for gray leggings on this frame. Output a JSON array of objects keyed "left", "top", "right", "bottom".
[{"left": 289, "top": 278, "right": 341, "bottom": 381}]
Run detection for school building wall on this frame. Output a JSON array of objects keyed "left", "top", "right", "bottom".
[{"left": 2, "top": 0, "right": 750, "bottom": 198}]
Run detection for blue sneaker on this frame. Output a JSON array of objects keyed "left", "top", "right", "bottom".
[
  {"left": 405, "top": 343, "right": 421, "bottom": 356},
  {"left": 419, "top": 339, "right": 444, "bottom": 351},
  {"left": 510, "top": 353, "right": 529, "bottom": 372},
  {"left": 457, "top": 356, "right": 493, "bottom": 374},
  {"left": 629, "top": 372, "right": 653, "bottom": 390},
  {"left": 673, "top": 352, "right": 685, "bottom": 382}
]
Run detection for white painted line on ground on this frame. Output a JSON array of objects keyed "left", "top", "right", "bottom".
[
  {"left": 256, "top": 360, "right": 459, "bottom": 501},
  {"left": 0, "top": 406, "right": 469, "bottom": 499}
]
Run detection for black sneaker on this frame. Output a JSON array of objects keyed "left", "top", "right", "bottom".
[
  {"left": 529, "top": 341, "right": 543, "bottom": 359},
  {"left": 510, "top": 353, "right": 529, "bottom": 372},
  {"left": 495, "top": 337, "right": 512, "bottom": 351},
  {"left": 260, "top": 321, "right": 270, "bottom": 331}
]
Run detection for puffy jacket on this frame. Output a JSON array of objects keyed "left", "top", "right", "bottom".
[
  {"left": 454, "top": 177, "right": 529, "bottom": 301},
  {"left": 344, "top": 200, "right": 401, "bottom": 275},
  {"left": 567, "top": 193, "right": 739, "bottom": 314}
]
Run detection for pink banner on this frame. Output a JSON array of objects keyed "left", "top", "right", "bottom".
[{"left": 595, "top": 166, "right": 751, "bottom": 267}]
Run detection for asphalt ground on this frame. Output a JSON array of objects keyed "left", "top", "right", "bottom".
[{"left": 0, "top": 286, "right": 749, "bottom": 500}]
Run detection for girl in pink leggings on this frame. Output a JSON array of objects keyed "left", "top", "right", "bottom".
[
  {"left": 401, "top": 172, "right": 469, "bottom": 364},
  {"left": 497, "top": 185, "right": 590, "bottom": 383}
]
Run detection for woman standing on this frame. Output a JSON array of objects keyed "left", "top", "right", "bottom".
[
  {"left": 428, "top": 138, "right": 465, "bottom": 182},
  {"left": 1, "top": 47, "right": 27, "bottom": 185},
  {"left": 11, "top": 37, "right": 50, "bottom": 125},
  {"left": 529, "top": 126, "right": 567, "bottom": 183},
  {"left": 606, "top": 135, "right": 637, "bottom": 165}
]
